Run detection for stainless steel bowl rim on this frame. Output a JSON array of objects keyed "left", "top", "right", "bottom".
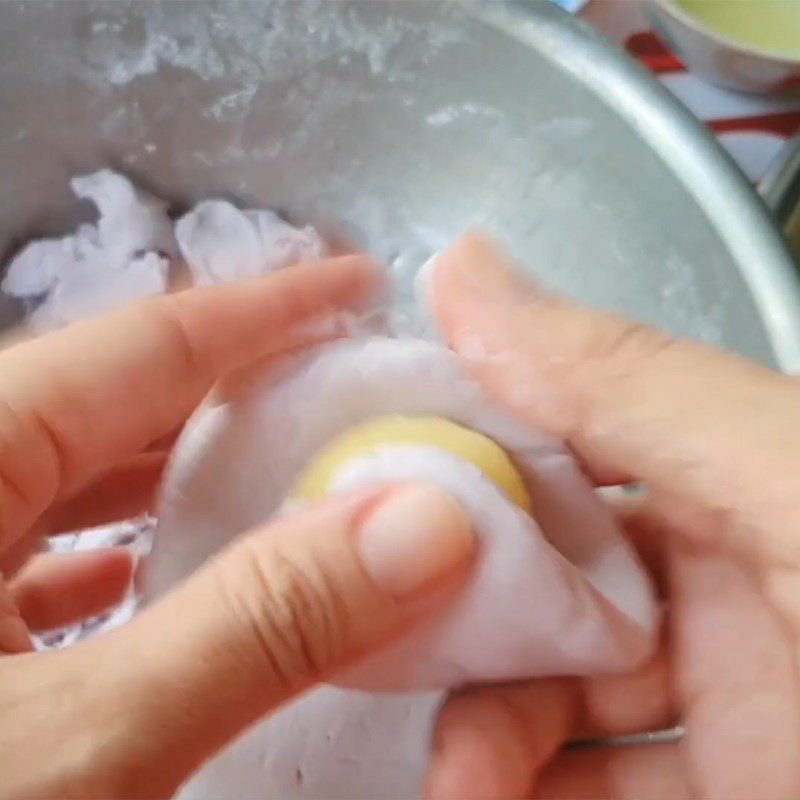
[{"left": 481, "top": 1, "right": 800, "bottom": 372}]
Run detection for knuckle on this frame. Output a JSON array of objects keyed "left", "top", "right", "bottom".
[
  {"left": 586, "top": 318, "right": 674, "bottom": 375},
  {"left": 565, "top": 315, "right": 679, "bottom": 394},
  {"left": 439, "top": 687, "right": 535, "bottom": 749},
  {"left": 223, "top": 537, "right": 349, "bottom": 692},
  {"left": 560, "top": 317, "right": 679, "bottom": 443},
  {"left": 0, "top": 399, "right": 66, "bottom": 537},
  {"left": 135, "top": 295, "right": 209, "bottom": 383},
  {"left": 489, "top": 691, "right": 540, "bottom": 741}
]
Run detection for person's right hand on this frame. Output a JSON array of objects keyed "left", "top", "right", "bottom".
[{"left": 424, "top": 234, "right": 800, "bottom": 800}]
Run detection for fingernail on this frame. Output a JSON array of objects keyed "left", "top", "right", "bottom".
[
  {"left": 444, "top": 233, "right": 536, "bottom": 304},
  {"left": 357, "top": 484, "right": 474, "bottom": 600}
]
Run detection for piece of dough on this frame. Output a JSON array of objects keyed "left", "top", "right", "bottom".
[
  {"left": 2, "top": 172, "right": 329, "bottom": 329},
  {"left": 145, "top": 333, "right": 657, "bottom": 798},
  {"left": 175, "top": 200, "right": 327, "bottom": 285},
  {"left": 1, "top": 170, "right": 174, "bottom": 330}
]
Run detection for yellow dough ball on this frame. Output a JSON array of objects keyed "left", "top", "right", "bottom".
[{"left": 292, "top": 415, "right": 531, "bottom": 511}]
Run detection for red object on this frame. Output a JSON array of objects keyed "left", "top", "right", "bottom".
[
  {"left": 777, "top": 74, "right": 800, "bottom": 93},
  {"left": 708, "top": 111, "right": 800, "bottom": 137},
  {"left": 624, "top": 30, "right": 800, "bottom": 142},
  {"left": 580, "top": 6, "right": 800, "bottom": 178},
  {"left": 625, "top": 32, "right": 686, "bottom": 74}
]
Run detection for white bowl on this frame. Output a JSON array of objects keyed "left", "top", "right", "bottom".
[{"left": 647, "top": 0, "right": 800, "bottom": 95}]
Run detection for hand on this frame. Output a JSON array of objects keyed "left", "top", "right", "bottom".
[
  {"left": 424, "top": 234, "right": 800, "bottom": 800},
  {"left": 0, "top": 257, "right": 475, "bottom": 800}
]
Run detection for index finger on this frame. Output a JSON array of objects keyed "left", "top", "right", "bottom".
[
  {"left": 431, "top": 233, "right": 800, "bottom": 565},
  {"left": 0, "top": 256, "right": 380, "bottom": 546}
]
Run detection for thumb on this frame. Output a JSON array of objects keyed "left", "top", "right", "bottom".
[
  {"left": 65, "top": 483, "right": 474, "bottom": 797},
  {"left": 431, "top": 232, "right": 800, "bottom": 565}
]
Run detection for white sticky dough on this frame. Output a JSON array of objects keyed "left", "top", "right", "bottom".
[
  {"left": 175, "top": 200, "right": 327, "bottom": 285},
  {"left": 183, "top": 687, "right": 442, "bottom": 800},
  {"left": 150, "top": 336, "right": 657, "bottom": 687},
  {"left": 2, "top": 172, "right": 330, "bottom": 330},
  {"left": 329, "top": 444, "right": 655, "bottom": 689},
  {"left": 1, "top": 170, "right": 174, "bottom": 330},
  {"left": 148, "top": 337, "right": 562, "bottom": 594},
  {"left": 148, "top": 335, "right": 658, "bottom": 799}
]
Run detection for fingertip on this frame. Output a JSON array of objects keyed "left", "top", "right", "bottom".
[
  {"left": 98, "top": 546, "right": 137, "bottom": 581},
  {"left": 428, "top": 233, "right": 544, "bottom": 386},
  {"left": 428, "top": 681, "right": 579, "bottom": 799},
  {"left": 310, "top": 252, "right": 387, "bottom": 308},
  {"left": 432, "top": 231, "right": 532, "bottom": 307},
  {"left": 438, "top": 230, "right": 504, "bottom": 272},
  {"left": 423, "top": 757, "right": 483, "bottom": 800},
  {"left": 425, "top": 692, "right": 532, "bottom": 800},
  {"left": 13, "top": 548, "right": 134, "bottom": 632}
]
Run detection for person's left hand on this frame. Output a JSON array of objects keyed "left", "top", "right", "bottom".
[{"left": 0, "top": 257, "right": 476, "bottom": 799}]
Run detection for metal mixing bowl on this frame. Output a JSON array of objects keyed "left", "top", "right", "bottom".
[{"left": 1, "top": 0, "right": 800, "bottom": 373}]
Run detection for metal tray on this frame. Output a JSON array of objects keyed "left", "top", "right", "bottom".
[{"left": 1, "top": 0, "right": 799, "bottom": 370}]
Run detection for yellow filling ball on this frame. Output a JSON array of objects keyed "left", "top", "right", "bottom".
[{"left": 292, "top": 415, "right": 531, "bottom": 512}]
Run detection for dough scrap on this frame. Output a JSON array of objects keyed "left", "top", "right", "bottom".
[
  {"left": 175, "top": 199, "right": 327, "bottom": 285},
  {"left": 2, "top": 172, "right": 328, "bottom": 329},
  {"left": 2, "top": 170, "right": 174, "bottom": 330}
]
